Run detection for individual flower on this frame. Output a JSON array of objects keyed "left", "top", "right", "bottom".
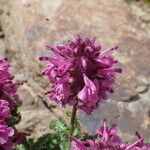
[
  {"left": 47, "top": 75, "right": 71, "bottom": 106},
  {"left": 70, "top": 120, "right": 150, "bottom": 150},
  {"left": 78, "top": 75, "right": 98, "bottom": 106},
  {"left": 77, "top": 75, "right": 99, "bottom": 114},
  {"left": 0, "top": 100, "right": 10, "bottom": 120},
  {"left": 95, "top": 119, "right": 121, "bottom": 144},
  {"left": 40, "top": 35, "right": 121, "bottom": 114},
  {"left": 0, "top": 120, "right": 14, "bottom": 150}
]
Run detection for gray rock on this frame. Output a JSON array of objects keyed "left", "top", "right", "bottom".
[
  {"left": 136, "top": 84, "right": 148, "bottom": 93},
  {"left": 0, "top": 38, "right": 6, "bottom": 55},
  {"left": 0, "top": 31, "right": 4, "bottom": 38}
]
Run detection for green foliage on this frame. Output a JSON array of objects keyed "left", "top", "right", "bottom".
[
  {"left": 6, "top": 115, "right": 21, "bottom": 126},
  {"left": 50, "top": 119, "right": 70, "bottom": 150},
  {"left": 6, "top": 105, "right": 21, "bottom": 126},
  {"left": 14, "top": 118, "right": 82, "bottom": 150},
  {"left": 14, "top": 133, "right": 63, "bottom": 150},
  {"left": 144, "top": 137, "right": 150, "bottom": 143},
  {"left": 14, "top": 144, "right": 26, "bottom": 150}
]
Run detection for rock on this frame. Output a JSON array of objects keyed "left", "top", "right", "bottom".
[
  {"left": 0, "top": 0, "right": 150, "bottom": 141},
  {"left": 0, "top": 31, "right": 4, "bottom": 38},
  {"left": 0, "top": 38, "right": 6, "bottom": 55},
  {"left": 136, "top": 84, "right": 148, "bottom": 93},
  {"left": 141, "top": 14, "right": 150, "bottom": 23}
]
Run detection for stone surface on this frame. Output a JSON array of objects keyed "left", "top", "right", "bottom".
[
  {"left": 0, "top": 0, "right": 149, "bottom": 141},
  {"left": 0, "top": 38, "right": 5, "bottom": 55}
]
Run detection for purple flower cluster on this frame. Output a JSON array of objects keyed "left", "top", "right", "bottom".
[
  {"left": 70, "top": 120, "right": 150, "bottom": 150},
  {"left": 0, "top": 57, "right": 23, "bottom": 150},
  {"left": 0, "top": 100, "right": 14, "bottom": 150},
  {"left": 40, "top": 35, "right": 121, "bottom": 114},
  {"left": 0, "top": 57, "right": 21, "bottom": 110}
]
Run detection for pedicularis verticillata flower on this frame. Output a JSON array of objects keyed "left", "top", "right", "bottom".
[
  {"left": 0, "top": 57, "right": 21, "bottom": 110},
  {"left": 0, "top": 57, "right": 26, "bottom": 150},
  {"left": 70, "top": 120, "right": 150, "bottom": 150},
  {"left": 40, "top": 35, "right": 122, "bottom": 114}
]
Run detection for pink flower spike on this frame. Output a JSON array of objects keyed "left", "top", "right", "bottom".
[
  {"left": 77, "top": 75, "right": 98, "bottom": 104},
  {"left": 40, "top": 35, "right": 121, "bottom": 114}
]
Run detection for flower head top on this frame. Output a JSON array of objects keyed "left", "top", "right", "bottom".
[
  {"left": 95, "top": 119, "right": 121, "bottom": 144},
  {"left": 40, "top": 35, "right": 122, "bottom": 114},
  {"left": 70, "top": 120, "right": 150, "bottom": 150}
]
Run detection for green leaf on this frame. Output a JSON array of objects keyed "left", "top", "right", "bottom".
[
  {"left": 14, "top": 144, "right": 26, "bottom": 150},
  {"left": 72, "top": 119, "right": 81, "bottom": 137},
  {"left": 50, "top": 119, "right": 69, "bottom": 134},
  {"left": 5, "top": 104, "right": 21, "bottom": 126},
  {"left": 32, "top": 133, "right": 60, "bottom": 150},
  {"left": 6, "top": 115, "right": 21, "bottom": 126},
  {"left": 144, "top": 137, "right": 150, "bottom": 143},
  {"left": 14, "top": 118, "right": 82, "bottom": 150},
  {"left": 60, "top": 140, "right": 71, "bottom": 150}
]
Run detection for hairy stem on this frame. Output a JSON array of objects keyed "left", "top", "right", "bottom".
[{"left": 70, "top": 103, "right": 78, "bottom": 136}]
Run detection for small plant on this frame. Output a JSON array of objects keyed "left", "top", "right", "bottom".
[
  {"left": 39, "top": 35, "right": 121, "bottom": 132},
  {"left": 14, "top": 118, "right": 82, "bottom": 150},
  {"left": 0, "top": 35, "right": 149, "bottom": 150}
]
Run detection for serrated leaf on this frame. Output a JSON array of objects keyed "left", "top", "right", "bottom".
[
  {"left": 60, "top": 140, "right": 71, "bottom": 150},
  {"left": 50, "top": 119, "right": 69, "bottom": 134}
]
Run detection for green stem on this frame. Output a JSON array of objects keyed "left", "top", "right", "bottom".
[{"left": 70, "top": 103, "right": 78, "bottom": 136}]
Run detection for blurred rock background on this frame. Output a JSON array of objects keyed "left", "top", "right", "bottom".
[{"left": 0, "top": 0, "right": 149, "bottom": 142}]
